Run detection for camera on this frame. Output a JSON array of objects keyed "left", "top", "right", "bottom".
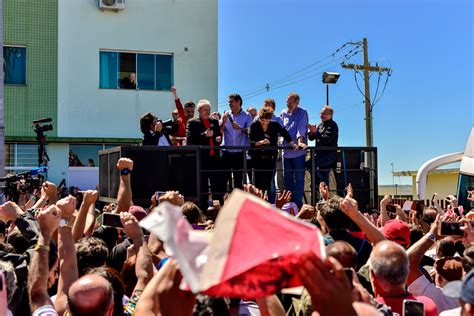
[{"left": 32, "top": 118, "right": 53, "bottom": 135}]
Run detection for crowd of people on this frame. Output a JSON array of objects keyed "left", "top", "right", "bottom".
[
  {"left": 139, "top": 87, "right": 339, "bottom": 209},
  {"left": 1, "top": 88, "right": 473, "bottom": 316},
  {"left": 0, "top": 152, "right": 474, "bottom": 315}
]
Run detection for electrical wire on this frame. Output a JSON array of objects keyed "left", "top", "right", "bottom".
[{"left": 218, "top": 43, "right": 356, "bottom": 105}]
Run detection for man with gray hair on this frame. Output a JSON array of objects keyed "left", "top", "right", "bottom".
[
  {"left": 187, "top": 99, "right": 224, "bottom": 209},
  {"left": 369, "top": 240, "right": 438, "bottom": 316}
]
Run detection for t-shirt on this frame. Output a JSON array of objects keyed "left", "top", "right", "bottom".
[
  {"left": 376, "top": 294, "right": 438, "bottom": 316},
  {"left": 32, "top": 305, "right": 58, "bottom": 316}
]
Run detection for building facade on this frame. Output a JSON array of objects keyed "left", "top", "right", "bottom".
[
  {"left": 3, "top": 0, "right": 218, "bottom": 187},
  {"left": 393, "top": 168, "right": 460, "bottom": 200}
]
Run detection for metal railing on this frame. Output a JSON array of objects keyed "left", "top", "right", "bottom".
[{"left": 99, "top": 145, "right": 378, "bottom": 210}]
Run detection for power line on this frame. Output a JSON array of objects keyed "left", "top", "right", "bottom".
[
  {"left": 218, "top": 47, "right": 362, "bottom": 105},
  {"left": 219, "top": 54, "right": 351, "bottom": 104},
  {"left": 218, "top": 43, "right": 357, "bottom": 104}
]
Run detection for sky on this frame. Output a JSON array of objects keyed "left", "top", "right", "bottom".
[{"left": 218, "top": 0, "right": 473, "bottom": 185}]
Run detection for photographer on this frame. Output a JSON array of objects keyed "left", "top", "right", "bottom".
[{"left": 139, "top": 112, "right": 176, "bottom": 146}]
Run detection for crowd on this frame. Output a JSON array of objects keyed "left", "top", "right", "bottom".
[
  {"left": 140, "top": 87, "right": 339, "bottom": 209},
  {"left": 1, "top": 87, "right": 474, "bottom": 316},
  {"left": 0, "top": 151, "right": 474, "bottom": 315}
]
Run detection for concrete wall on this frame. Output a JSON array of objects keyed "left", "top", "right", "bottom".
[
  {"left": 410, "top": 172, "right": 460, "bottom": 199},
  {"left": 3, "top": 0, "right": 58, "bottom": 137},
  {"left": 47, "top": 143, "right": 68, "bottom": 184},
  {"left": 57, "top": 0, "right": 217, "bottom": 139}
]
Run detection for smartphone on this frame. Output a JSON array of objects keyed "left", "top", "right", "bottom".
[
  {"left": 403, "top": 299, "right": 424, "bottom": 316},
  {"left": 343, "top": 268, "right": 353, "bottom": 288},
  {"left": 403, "top": 200, "right": 424, "bottom": 216},
  {"left": 97, "top": 213, "right": 123, "bottom": 228},
  {"left": 439, "top": 221, "right": 463, "bottom": 236},
  {"left": 431, "top": 194, "right": 437, "bottom": 205},
  {"left": 386, "top": 204, "right": 396, "bottom": 213}
]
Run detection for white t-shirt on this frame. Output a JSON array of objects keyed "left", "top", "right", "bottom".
[
  {"left": 32, "top": 305, "right": 58, "bottom": 316},
  {"left": 408, "top": 275, "right": 460, "bottom": 312}
]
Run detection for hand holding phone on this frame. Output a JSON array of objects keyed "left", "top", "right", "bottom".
[
  {"left": 439, "top": 221, "right": 464, "bottom": 236},
  {"left": 403, "top": 299, "right": 424, "bottom": 316},
  {"left": 97, "top": 213, "right": 123, "bottom": 228}
]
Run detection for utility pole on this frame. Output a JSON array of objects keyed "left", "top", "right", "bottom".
[{"left": 341, "top": 38, "right": 392, "bottom": 147}]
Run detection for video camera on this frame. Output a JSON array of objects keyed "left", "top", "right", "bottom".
[
  {"left": 32, "top": 118, "right": 53, "bottom": 136},
  {"left": 0, "top": 167, "right": 48, "bottom": 202}
]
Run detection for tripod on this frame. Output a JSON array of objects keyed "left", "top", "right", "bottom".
[{"left": 35, "top": 132, "right": 50, "bottom": 167}]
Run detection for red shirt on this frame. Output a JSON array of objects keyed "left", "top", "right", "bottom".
[
  {"left": 174, "top": 98, "right": 188, "bottom": 139},
  {"left": 202, "top": 118, "right": 215, "bottom": 156},
  {"left": 376, "top": 294, "right": 438, "bottom": 316}
]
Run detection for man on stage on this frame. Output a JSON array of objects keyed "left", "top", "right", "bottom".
[
  {"left": 187, "top": 100, "right": 224, "bottom": 209},
  {"left": 308, "top": 105, "right": 339, "bottom": 187}
]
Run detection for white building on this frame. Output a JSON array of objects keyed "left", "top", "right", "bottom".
[{"left": 4, "top": 0, "right": 217, "bottom": 188}]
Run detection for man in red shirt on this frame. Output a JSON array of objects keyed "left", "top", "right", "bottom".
[
  {"left": 369, "top": 240, "right": 438, "bottom": 316},
  {"left": 171, "top": 86, "right": 195, "bottom": 145}
]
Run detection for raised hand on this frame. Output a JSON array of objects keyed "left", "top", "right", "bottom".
[
  {"left": 56, "top": 195, "right": 77, "bottom": 219},
  {"left": 116, "top": 157, "right": 134, "bottom": 171},
  {"left": 319, "top": 182, "right": 330, "bottom": 201},
  {"left": 296, "top": 204, "right": 315, "bottom": 219},
  {"left": 120, "top": 212, "right": 144, "bottom": 242},
  {"left": 340, "top": 196, "right": 359, "bottom": 216},
  {"left": 445, "top": 195, "right": 458, "bottom": 208},
  {"left": 82, "top": 190, "right": 98, "bottom": 206},
  {"left": 0, "top": 201, "right": 23, "bottom": 222},
  {"left": 297, "top": 253, "right": 356, "bottom": 316},
  {"left": 346, "top": 183, "right": 353, "bottom": 198},
  {"left": 158, "top": 191, "right": 184, "bottom": 207},
  {"left": 37, "top": 205, "right": 62, "bottom": 239},
  {"left": 307, "top": 123, "right": 317, "bottom": 134},
  {"left": 275, "top": 190, "right": 292, "bottom": 209}
]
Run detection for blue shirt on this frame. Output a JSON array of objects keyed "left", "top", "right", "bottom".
[
  {"left": 222, "top": 110, "right": 253, "bottom": 152},
  {"left": 281, "top": 106, "right": 308, "bottom": 158},
  {"left": 272, "top": 114, "right": 284, "bottom": 127}
]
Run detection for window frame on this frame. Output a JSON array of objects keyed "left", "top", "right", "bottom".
[
  {"left": 4, "top": 45, "right": 27, "bottom": 86},
  {"left": 99, "top": 49, "right": 174, "bottom": 91}
]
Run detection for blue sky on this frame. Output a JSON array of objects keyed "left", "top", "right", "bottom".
[{"left": 218, "top": 0, "right": 473, "bottom": 185}]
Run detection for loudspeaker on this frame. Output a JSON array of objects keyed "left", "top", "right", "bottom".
[{"left": 99, "top": 146, "right": 198, "bottom": 207}]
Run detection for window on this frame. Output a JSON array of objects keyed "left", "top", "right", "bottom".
[
  {"left": 99, "top": 51, "right": 118, "bottom": 89},
  {"left": 4, "top": 144, "right": 42, "bottom": 169},
  {"left": 69, "top": 144, "right": 103, "bottom": 167},
  {"left": 4, "top": 46, "right": 26, "bottom": 85},
  {"left": 99, "top": 50, "right": 173, "bottom": 90}
]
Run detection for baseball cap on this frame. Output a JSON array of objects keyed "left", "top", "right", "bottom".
[
  {"left": 442, "top": 270, "right": 474, "bottom": 304},
  {"left": 129, "top": 205, "right": 148, "bottom": 221},
  {"left": 382, "top": 219, "right": 411, "bottom": 246},
  {"left": 434, "top": 257, "right": 464, "bottom": 282}
]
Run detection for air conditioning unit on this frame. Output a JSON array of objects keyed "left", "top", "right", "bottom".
[{"left": 98, "top": 0, "right": 126, "bottom": 12}]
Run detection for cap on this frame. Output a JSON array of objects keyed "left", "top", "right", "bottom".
[
  {"left": 434, "top": 257, "right": 463, "bottom": 282},
  {"left": 443, "top": 270, "right": 474, "bottom": 304},
  {"left": 129, "top": 205, "right": 148, "bottom": 221},
  {"left": 382, "top": 219, "right": 411, "bottom": 246}
]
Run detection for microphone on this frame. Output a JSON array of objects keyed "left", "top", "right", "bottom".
[
  {"left": 30, "top": 167, "right": 48, "bottom": 175},
  {"left": 32, "top": 118, "right": 53, "bottom": 125}
]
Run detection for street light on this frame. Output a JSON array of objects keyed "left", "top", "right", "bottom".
[
  {"left": 391, "top": 162, "right": 395, "bottom": 198},
  {"left": 322, "top": 72, "right": 340, "bottom": 105}
]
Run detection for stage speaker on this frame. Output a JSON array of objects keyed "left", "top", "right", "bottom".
[{"left": 99, "top": 146, "right": 198, "bottom": 207}]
